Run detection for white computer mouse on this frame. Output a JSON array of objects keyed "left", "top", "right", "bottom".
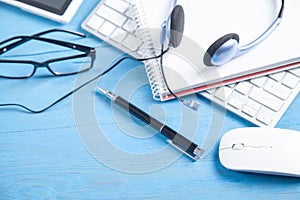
[{"left": 219, "top": 127, "right": 300, "bottom": 177}]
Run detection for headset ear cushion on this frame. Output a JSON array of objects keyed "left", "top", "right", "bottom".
[
  {"left": 203, "top": 33, "right": 239, "bottom": 66},
  {"left": 169, "top": 5, "right": 185, "bottom": 48}
]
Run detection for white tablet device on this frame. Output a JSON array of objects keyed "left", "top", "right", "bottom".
[{"left": 0, "top": 0, "right": 83, "bottom": 23}]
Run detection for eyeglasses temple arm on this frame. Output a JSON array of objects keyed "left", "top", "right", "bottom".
[
  {"left": 0, "top": 35, "right": 93, "bottom": 55},
  {"left": 0, "top": 29, "right": 86, "bottom": 55}
]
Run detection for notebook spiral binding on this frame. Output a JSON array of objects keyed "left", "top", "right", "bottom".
[{"left": 131, "top": 0, "right": 167, "bottom": 101}]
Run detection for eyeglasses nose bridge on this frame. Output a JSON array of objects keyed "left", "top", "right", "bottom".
[
  {"left": 33, "top": 62, "right": 56, "bottom": 75},
  {"left": 34, "top": 62, "right": 48, "bottom": 68}
]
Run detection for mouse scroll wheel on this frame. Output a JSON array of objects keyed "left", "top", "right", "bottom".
[{"left": 232, "top": 143, "right": 245, "bottom": 150}]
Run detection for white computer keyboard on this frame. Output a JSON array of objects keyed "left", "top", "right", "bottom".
[
  {"left": 82, "top": 0, "right": 300, "bottom": 127},
  {"left": 200, "top": 68, "right": 300, "bottom": 127},
  {"left": 81, "top": 0, "right": 141, "bottom": 58}
]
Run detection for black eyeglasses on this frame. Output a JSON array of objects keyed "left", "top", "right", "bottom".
[
  {"left": 0, "top": 29, "right": 96, "bottom": 79},
  {"left": 0, "top": 37, "right": 170, "bottom": 113}
]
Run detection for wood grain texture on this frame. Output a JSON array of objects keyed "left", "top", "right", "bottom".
[{"left": 1, "top": 0, "right": 300, "bottom": 199}]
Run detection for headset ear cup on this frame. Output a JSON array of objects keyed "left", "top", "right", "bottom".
[
  {"left": 169, "top": 5, "right": 185, "bottom": 48},
  {"left": 203, "top": 33, "right": 240, "bottom": 66}
]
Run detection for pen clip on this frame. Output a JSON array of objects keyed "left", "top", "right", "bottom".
[{"left": 167, "top": 139, "right": 204, "bottom": 161}]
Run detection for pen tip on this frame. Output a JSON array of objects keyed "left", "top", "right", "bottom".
[{"left": 97, "top": 87, "right": 106, "bottom": 94}]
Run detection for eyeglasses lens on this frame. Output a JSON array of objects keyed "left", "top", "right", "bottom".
[
  {"left": 0, "top": 62, "right": 34, "bottom": 78},
  {"left": 49, "top": 56, "right": 93, "bottom": 75}
]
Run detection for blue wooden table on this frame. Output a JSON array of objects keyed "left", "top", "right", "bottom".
[{"left": 1, "top": 0, "right": 300, "bottom": 199}]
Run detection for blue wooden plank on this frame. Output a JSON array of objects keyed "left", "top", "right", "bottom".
[{"left": 1, "top": 0, "right": 300, "bottom": 199}]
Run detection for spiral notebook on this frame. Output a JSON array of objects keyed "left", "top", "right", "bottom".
[{"left": 132, "top": 0, "right": 300, "bottom": 101}]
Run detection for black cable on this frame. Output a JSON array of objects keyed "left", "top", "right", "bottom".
[
  {"left": 159, "top": 44, "right": 200, "bottom": 111},
  {"left": 0, "top": 49, "right": 170, "bottom": 113},
  {"left": 159, "top": 44, "right": 184, "bottom": 103}
]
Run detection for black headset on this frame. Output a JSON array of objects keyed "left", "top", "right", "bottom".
[
  {"left": 160, "top": 0, "right": 285, "bottom": 66},
  {"left": 157, "top": 0, "right": 284, "bottom": 110}
]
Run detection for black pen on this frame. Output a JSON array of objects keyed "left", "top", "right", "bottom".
[{"left": 97, "top": 87, "right": 204, "bottom": 161}]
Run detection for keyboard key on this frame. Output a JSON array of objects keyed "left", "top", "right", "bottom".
[
  {"left": 249, "top": 87, "right": 283, "bottom": 112},
  {"left": 257, "top": 113, "right": 272, "bottom": 125},
  {"left": 227, "top": 83, "right": 236, "bottom": 88},
  {"left": 206, "top": 88, "right": 216, "bottom": 94},
  {"left": 86, "top": 15, "right": 104, "bottom": 30},
  {"left": 242, "top": 100, "right": 261, "bottom": 117},
  {"left": 123, "top": 19, "right": 135, "bottom": 33},
  {"left": 125, "top": 6, "right": 133, "bottom": 18},
  {"left": 250, "top": 76, "right": 267, "bottom": 87},
  {"left": 111, "top": 28, "right": 128, "bottom": 43},
  {"left": 235, "top": 81, "right": 252, "bottom": 95},
  {"left": 97, "top": 5, "right": 127, "bottom": 26},
  {"left": 228, "top": 97, "right": 243, "bottom": 109},
  {"left": 98, "top": 21, "right": 116, "bottom": 36},
  {"left": 246, "top": 100, "right": 261, "bottom": 111},
  {"left": 269, "top": 71, "right": 286, "bottom": 82},
  {"left": 214, "top": 86, "right": 233, "bottom": 101},
  {"left": 264, "top": 79, "right": 291, "bottom": 100},
  {"left": 289, "top": 67, "right": 300, "bottom": 77},
  {"left": 242, "top": 105, "right": 258, "bottom": 117},
  {"left": 122, "top": 34, "right": 140, "bottom": 51},
  {"left": 282, "top": 72, "right": 299, "bottom": 89},
  {"left": 105, "top": 0, "right": 130, "bottom": 13}
]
